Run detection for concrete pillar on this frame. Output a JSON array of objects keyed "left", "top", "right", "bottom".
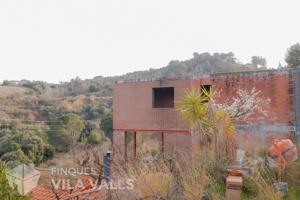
[
  {"left": 112, "top": 131, "right": 126, "bottom": 161},
  {"left": 124, "top": 131, "right": 128, "bottom": 162},
  {"left": 133, "top": 132, "right": 137, "bottom": 159},
  {"left": 160, "top": 132, "right": 164, "bottom": 153}
]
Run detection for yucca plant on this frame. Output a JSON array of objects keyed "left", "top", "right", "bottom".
[
  {"left": 176, "top": 88, "right": 211, "bottom": 126},
  {"left": 177, "top": 87, "right": 237, "bottom": 161},
  {"left": 176, "top": 88, "right": 214, "bottom": 148}
]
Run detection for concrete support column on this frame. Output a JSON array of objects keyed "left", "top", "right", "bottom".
[
  {"left": 133, "top": 132, "right": 137, "bottom": 159},
  {"left": 160, "top": 132, "right": 164, "bottom": 153},
  {"left": 113, "top": 131, "right": 127, "bottom": 162},
  {"left": 124, "top": 131, "right": 128, "bottom": 162}
]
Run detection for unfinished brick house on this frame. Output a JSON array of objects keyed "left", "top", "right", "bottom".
[{"left": 113, "top": 68, "right": 300, "bottom": 160}]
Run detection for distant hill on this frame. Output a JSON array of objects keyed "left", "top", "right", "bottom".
[
  {"left": 2, "top": 52, "right": 269, "bottom": 99},
  {"left": 121, "top": 52, "right": 267, "bottom": 80},
  {"left": 56, "top": 52, "right": 268, "bottom": 97}
]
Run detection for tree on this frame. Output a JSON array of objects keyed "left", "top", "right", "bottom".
[
  {"left": 251, "top": 56, "right": 266, "bottom": 67},
  {"left": 100, "top": 112, "right": 113, "bottom": 141},
  {"left": 215, "top": 88, "right": 270, "bottom": 121},
  {"left": 0, "top": 162, "right": 31, "bottom": 200},
  {"left": 20, "top": 134, "right": 45, "bottom": 165},
  {"left": 48, "top": 114, "right": 84, "bottom": 153},
  {"left": 0, "top": 150, "right": 30, "bottom": 168},
  {"left": 0, "top": 130, "right": 53, "bottom": 167},
  {"left": 285, "top": 43, "right": 300, "bottom": 68},
  {"left": 22, "top": 81, "right": 46, "bottom": 93},
  {"left": 43, "top": 145, "right": 55, "bottom": 161},
  {"left": 88, "top": 85, "right": 99, "bottom": 93}
]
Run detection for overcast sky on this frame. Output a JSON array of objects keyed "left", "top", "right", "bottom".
[{"left": 0, "top": 0, "right": 299, "bottom": 83}]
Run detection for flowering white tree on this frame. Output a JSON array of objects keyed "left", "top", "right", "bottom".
[{"left": 215, "top": 88, "right": 270, "bottom": 121}]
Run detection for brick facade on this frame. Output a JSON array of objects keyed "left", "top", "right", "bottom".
[{"left": 113, "top": 69, "right": 300, "bottom": 160}]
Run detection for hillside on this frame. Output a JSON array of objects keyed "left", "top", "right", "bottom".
[
  {"left": 0, "top": 86, "right": 31, "bottom": 97},
  {"left": 0, "top": 51, "right": 268, "bottom": 168}
]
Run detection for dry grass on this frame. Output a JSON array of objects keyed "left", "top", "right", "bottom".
[
  {"left": 41, "top": 141, "right": 111, "bottom": 168},
  {"left": 181, "top": 163, "right": 210, "bottom": 200},
  {"left": 39, "top": 139, "right": 294, "bottom": 200},
  {"left": 0, "top": 86, "right": 30, "bottom": 97},
  {"left": 109, "top": 138, "right": 295, "bottom": 200},
  {"left": 111, "top": 142, "right": 228, "bottom": 200},
  {"left": 243, "top": 166, "right": 283, "bottom": 200},
  {"left": 112, "top": 155, "right": 176, "bottom": 200}
]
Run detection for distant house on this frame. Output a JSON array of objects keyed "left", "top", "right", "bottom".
[
  {"left": 2, "top": 80, "right": 19, "bottom": 86},
  {"left": 113, "top": 68, "right": 300, "bottom": 160},
  {"left": 2, "top": 79, "right": 31, "bottom": 86}
]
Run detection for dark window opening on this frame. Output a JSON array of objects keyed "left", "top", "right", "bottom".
[
  {"left": 200, "top": 85, "right": 211, "bottom": 102},
  {"left": 153, "top": 87, "right": 174, "bottom": 108}
]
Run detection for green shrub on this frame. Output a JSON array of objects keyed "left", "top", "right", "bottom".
[
  {"left": 20, "top": 134, "right": 45, "bottom": 165},
  {"left": 44, "top": 145, "right": 55, "bottom": 160},
  {"left": 0, "top": 150, "right": 30, "bottom": 168},
  {"left": 100, "top": 112, "right": 113, "bottom": 141},
  {"left": 88, "top": 85, "right": 99, "bottom": 93},
  {"left": 48, "top": 113, "right": 84, "bottom": 152},
  {"left": 87, "top": 130, "right": 102, "bottom": 145},
  {"left": 0, "top": 161, "right": 31, "bottom": 199},
  {"left": 5, "top": 142, "right": 21, "bottom": 152},
  {"left": 0, "top": 131, "right": 54, "bottom": 165}
]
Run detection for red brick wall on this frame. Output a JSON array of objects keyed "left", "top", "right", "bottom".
[
  {"left": 212, "top": 70, "right": 294, "bottom": 125},
  {"left": 113, "top": 70, "right": 297, "bottom": 158},
  {"left": 113, "top": 79, "right": 195, "bottom": 131}
]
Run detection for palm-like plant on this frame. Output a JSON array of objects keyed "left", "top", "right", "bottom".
[
  {"left": 176, "top": 89, "right": 210, "bottom": 125},
  {"left": 177, "top": 88, "right": 216, "bottom": 137},
  {"left": 177, "top": 87, "right": 236, "bottom": 160}
]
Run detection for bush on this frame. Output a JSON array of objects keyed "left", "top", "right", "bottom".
[
  {"left": 82, "top": 105, "right": 103, "bottom": 120},
  {"left": 20, "top": 134, "right": 45, "bottom": 165},
  {"left": 0, "top": 131, "right": 54, "bottom": 166},
  {"left": 22, "top": 81, "right": 46, "bottom": 93},
  {"left": 88, "top": 85, "right": 99, "bottom": 93},
  {"left": 0, "top": 135, "right": 19, "bottom": 156},
  {"left": 43, "top": 145, "right": 55, "bottom": 160},
  {"left": 0, "top": 149, "right": 30, "bottom": 168},
  {"left": 48, "top": 128, "right": 72, "bottom": 152},
  {"left": 5, "top": 142, "right": 21, "bottom": 152},
  {"left": 100, "top": 112, "right": 113, "bottom": 141},
  {"left": 0, "top": 161, "right": 31, "bottom": 199},
  {"left": 48, "top": 113, "right": 84, "bottom": 152},
  {"left": 87, "top": 130, "right": 103, "bottom": 145}
]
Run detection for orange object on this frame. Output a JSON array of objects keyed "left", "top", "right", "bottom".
[
  {"left": 230, "top": 169, "right": 243, "bottom": 177},
  {"left": 268, "top": 139, "right": 298, "bottom": 163},
  {"left": 268, "top": 139, "right": 298, "bottom": 179}
]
